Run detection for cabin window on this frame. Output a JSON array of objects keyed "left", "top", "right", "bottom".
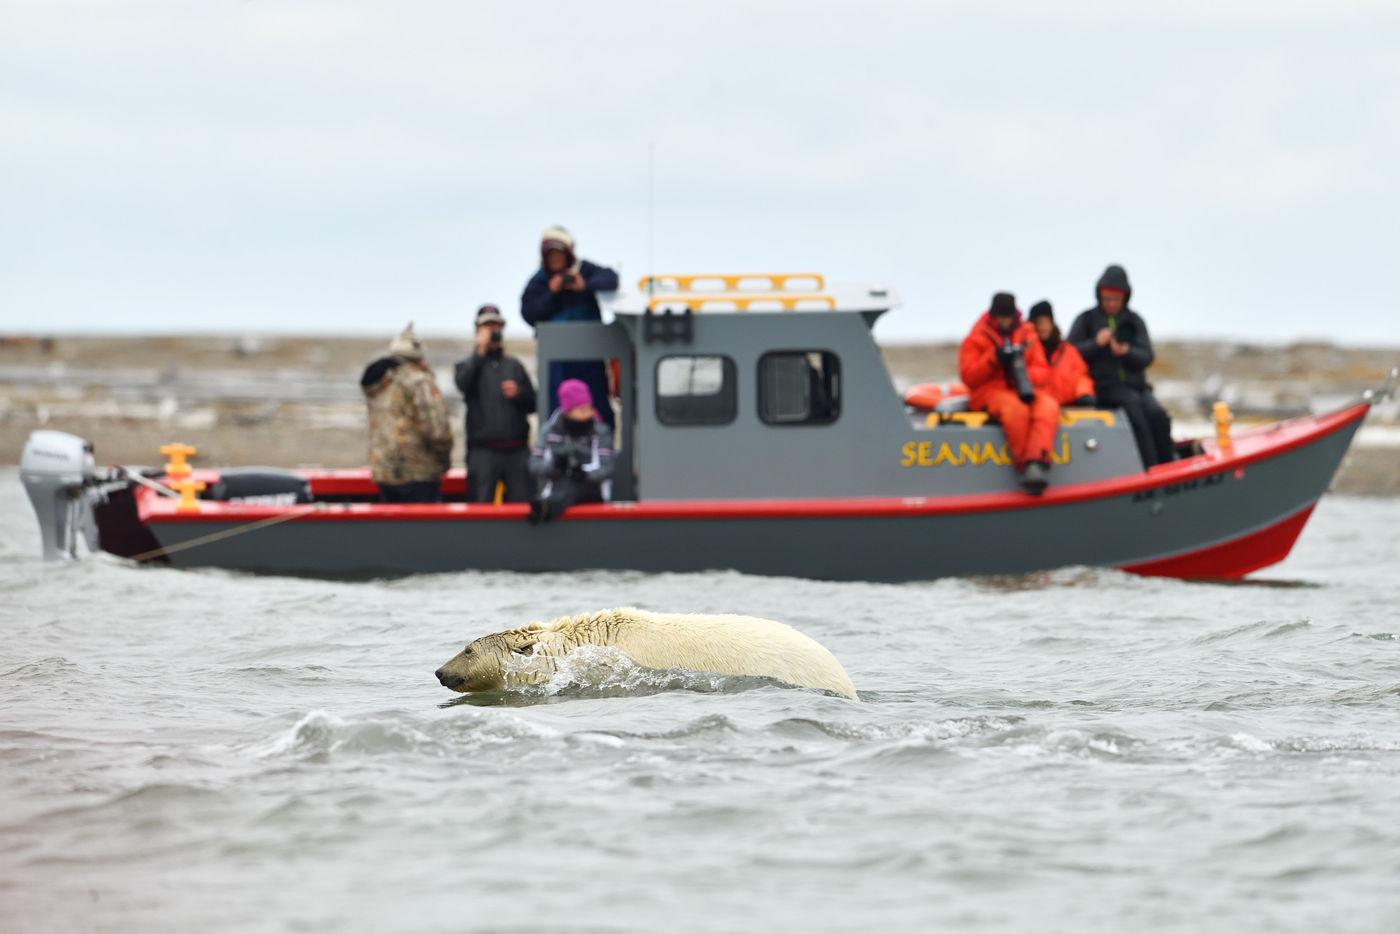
[
  {"left": 758, "top": 351, "right": 840, "bottom": 425},
  {"left": 655, "top": 355, "right": 737, "bottom": 426}
]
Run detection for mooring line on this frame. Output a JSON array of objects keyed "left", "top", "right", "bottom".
[{"left": 128, "top": 503, "right": 325, "bottom": 563}]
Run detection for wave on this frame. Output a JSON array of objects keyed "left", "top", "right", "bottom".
[{"left": 1192, "top": 618, "right": 1313, "bottom": 644}]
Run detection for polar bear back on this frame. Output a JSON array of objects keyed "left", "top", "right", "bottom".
[{"left": 533, "top": 607, "right": 858, "bottom": 700}]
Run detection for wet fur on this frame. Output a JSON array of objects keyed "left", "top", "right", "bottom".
[{"left": 435, "top": 607, "right": 858, "bottom": 699}]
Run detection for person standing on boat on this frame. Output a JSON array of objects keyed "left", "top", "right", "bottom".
[
  {"left": 959, "top": 293, "right": 1061, "bottom": 495},
  {"left": 1065, "top": 265, "right": 1175, "bottom": 466},
  {"left": 454, "top": 304, "right": 537, "bottom": 503},
  {"left": 1028, "top": 301, "right": 1096, "bottom": 407},
  {"left": 520, "top": 225, "right": 619, "bottom": 433},
  {"left": 526, "top": 378, "right": 615, "bottom": 524},
  {"left": 360, "top": 323, "right": 453, "bottom": 503}
]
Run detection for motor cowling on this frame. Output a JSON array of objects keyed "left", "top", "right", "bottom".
[{"left": 21, "top": 430, "right": 99, "bottom": 560}]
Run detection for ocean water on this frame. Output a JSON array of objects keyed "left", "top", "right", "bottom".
[{"left": 2, "top": 467, "right": 1399, "bottom": 933}]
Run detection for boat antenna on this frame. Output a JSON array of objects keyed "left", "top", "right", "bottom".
[{"left": 647, "top": 141, "right": 655, "bottom": 298}]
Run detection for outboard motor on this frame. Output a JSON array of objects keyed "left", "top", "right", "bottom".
[{"left": 20, "top": 430, "right": 101, "bottom": 560}]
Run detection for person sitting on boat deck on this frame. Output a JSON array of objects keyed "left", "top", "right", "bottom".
[
  {"left": 454, "top": 303, "right": 537, "bottom": 504},
  {"left": 958, "top": 292, "right": 1061, "bottom": 495},
  {"left": 520, "top": 225, "right": 619, "bottom": 433},
  {"left": 527, "top": 378, "right": 615, "bottom": 524},
  {"left": 1065, "top": 264, "right": 1175, "bottom": 467},
  {"left": 1028, "top": 300, "right": 1096, "bottom": 407},
  {"left": 360, "top": 323, "right": 453, "bottom": 503}
]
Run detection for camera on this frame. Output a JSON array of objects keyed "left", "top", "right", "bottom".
[
  {"left": 998, "top": 342, "right": 1036, "bottom": 403},
  {"left": 488, "top": 330, "right": 502, "bottom": 345}
]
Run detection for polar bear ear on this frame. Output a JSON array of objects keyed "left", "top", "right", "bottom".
[{"left": 524, "top": 621, "right": 546, "bottom": 632}]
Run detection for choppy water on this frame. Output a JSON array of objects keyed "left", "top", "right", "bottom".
[{"left": 3, "top": 467, "right": 1400, "bottom": 933}]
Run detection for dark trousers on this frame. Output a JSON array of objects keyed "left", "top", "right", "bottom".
[
  {"left": 543, "top": 476, "right": 604, "bottom": 516},
  {"left": 547, "top": 360, "right": 615, "bottom": 431},
  {"left": 466, "top": 447, "right": 533, "bottom": 503},
  {"left": 1097, "top": 383, "right": 1174, "bottom": 467},
  {"left": 379, "top": 481, "right": 442, "bottom": 503}
]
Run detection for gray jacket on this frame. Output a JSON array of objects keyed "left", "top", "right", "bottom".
[{"left": 528, "top": 409, "right": 615, "bottom": 488}]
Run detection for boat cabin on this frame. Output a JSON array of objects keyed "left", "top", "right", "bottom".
[{"left": 535, "top": 273, "right": 1146, "bottom": 502}]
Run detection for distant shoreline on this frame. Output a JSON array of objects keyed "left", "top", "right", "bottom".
[{"left": 4, "top": 335, "right": 1397, "bottom": 494}]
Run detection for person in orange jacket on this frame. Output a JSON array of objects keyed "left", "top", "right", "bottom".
[
  {"left": 958, "top": 292, "right": 1061, "bottom": 494},
  {"left": 1028, "top": 301, "right": 1096, "bottom": 407}
]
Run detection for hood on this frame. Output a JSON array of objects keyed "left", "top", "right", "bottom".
[
  {"left": 360, "top": 356, "right": 402, "bottom": 394},
  {"left": 1095, "top": 265, "right": 1132, "bottom": 306}
]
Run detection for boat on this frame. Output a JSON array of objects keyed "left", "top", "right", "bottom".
[{"left": 19, "top": 273, "right": 1398, "bottom": 581}]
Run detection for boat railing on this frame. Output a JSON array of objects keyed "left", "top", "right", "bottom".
[{"left": 611, "top": 274, "right": 897, "bottom": 316}]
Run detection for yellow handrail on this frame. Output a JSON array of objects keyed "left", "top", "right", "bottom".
[
  {"left": 639, "top": 272, "right": 825, "bottom": 293},
  {"left": 647, "top": 294, "right": 836, "bottom": 312}
]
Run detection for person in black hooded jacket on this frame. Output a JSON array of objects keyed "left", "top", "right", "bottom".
[{"left": 1065, "top": 265, "right": 1175, "bottom": 466}]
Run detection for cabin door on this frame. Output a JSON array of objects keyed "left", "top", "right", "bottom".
[{"left": 534, "top": 321, "right": 636, "bottom": 501}]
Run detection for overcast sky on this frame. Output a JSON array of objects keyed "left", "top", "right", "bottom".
[{"left": 3, "top": 0, "right": 1398, "bottom": 344}]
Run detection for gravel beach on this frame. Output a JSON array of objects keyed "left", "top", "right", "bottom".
[{"left": 3, "top": 334, "right": 1396, "bottom": 493}]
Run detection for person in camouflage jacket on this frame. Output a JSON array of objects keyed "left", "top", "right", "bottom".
[{"left": 360, "top": 323, "right": 453, "bottom": 502}]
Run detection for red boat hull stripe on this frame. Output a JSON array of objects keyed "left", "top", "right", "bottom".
[{"left": 1118, "top": 503, "right": 1317, "bottom": 580}]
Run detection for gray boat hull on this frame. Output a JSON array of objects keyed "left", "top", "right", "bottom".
[{"left": 135, "top": 404, "right": 1366, "bottom": 581}]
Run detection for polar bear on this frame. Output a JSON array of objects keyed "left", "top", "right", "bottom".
[{"left": 434, "top": 607, "right": 858, "bottom": 700}]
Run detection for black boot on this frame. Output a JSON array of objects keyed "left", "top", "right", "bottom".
[
  {"left": 1019, "top": 461, "right": 1048, "bottom": 496},
  {"left": 527, "top": 498, "right": 551, "bottom": 525}
]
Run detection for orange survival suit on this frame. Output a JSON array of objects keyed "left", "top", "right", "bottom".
[
  {"left": 1041, "top": 336, "right": 1095, "bottom": 406},
  {"left": 958, "top": 311, "right": 1061, "bottom": 469}
]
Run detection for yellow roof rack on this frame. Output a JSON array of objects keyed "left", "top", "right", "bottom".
[
  {"left": 647, "top": 294, "right": 836, "bottom": 312},
  {"left": 639, "top": 273, "right": 825, "bottom": 292},
  {"left": 637, "top": 272, "right": 833, "bottom": 312},
  {"left": 610, "top": 276, "right": 898, "bottom": 315}
]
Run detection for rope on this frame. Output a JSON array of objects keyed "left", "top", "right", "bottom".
[{"left": 128, "top": 502, "right": 325, "bottom": 563}]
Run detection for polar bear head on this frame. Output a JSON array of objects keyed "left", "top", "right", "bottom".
[{"left": 434, "top": 622, "right": 561, "bottom": 692}]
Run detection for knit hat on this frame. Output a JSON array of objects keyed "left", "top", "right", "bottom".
[
  {"left": 540, "top": 225, "right": 576, "bottom": 262},
  {"left": 557, "top": 378, "right": 593, "bottom": 412},
  {"left": 989, "top": 292, "right": 1018, "bottom": 318},
  {"left": 475, "top": 304, "right": 505, "bottom": 326},
  {"left": 1028, "top": 300, "right": 1054, "bottom": 322},
  {"left": 388, "top": 322, "right": 424, "bottom": 360}
]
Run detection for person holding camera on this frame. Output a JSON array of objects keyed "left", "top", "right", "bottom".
[
  {"left": 1028, "top": 300, "right": 1096, "bottom": 407},
  {"left": 521, "top": 225, "right": 619, "bottom": 432},
  {"left": 453, "top": 304, "right": 537, "bottom": 503},
  {"left": 1065, "top": 265, "right": 1174, "bottom": 466},
  {"left": 958, "top": 292, "right": 1061, "bottom": 494},
  {"left": 526, "top": 378, "right": 615, "bottom": 524}
]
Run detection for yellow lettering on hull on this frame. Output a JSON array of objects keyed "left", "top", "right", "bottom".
[{"left": 900, "top": 433, "right": 1069, "bottom": 468}]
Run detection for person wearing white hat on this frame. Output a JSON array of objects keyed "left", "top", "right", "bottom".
[{"left": 520, "top": 225, "right": 619, "bottom": 431}]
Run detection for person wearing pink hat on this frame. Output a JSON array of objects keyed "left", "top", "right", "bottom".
[{"left": 526, "top": 377, "right": 615, "bottom": 523}]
